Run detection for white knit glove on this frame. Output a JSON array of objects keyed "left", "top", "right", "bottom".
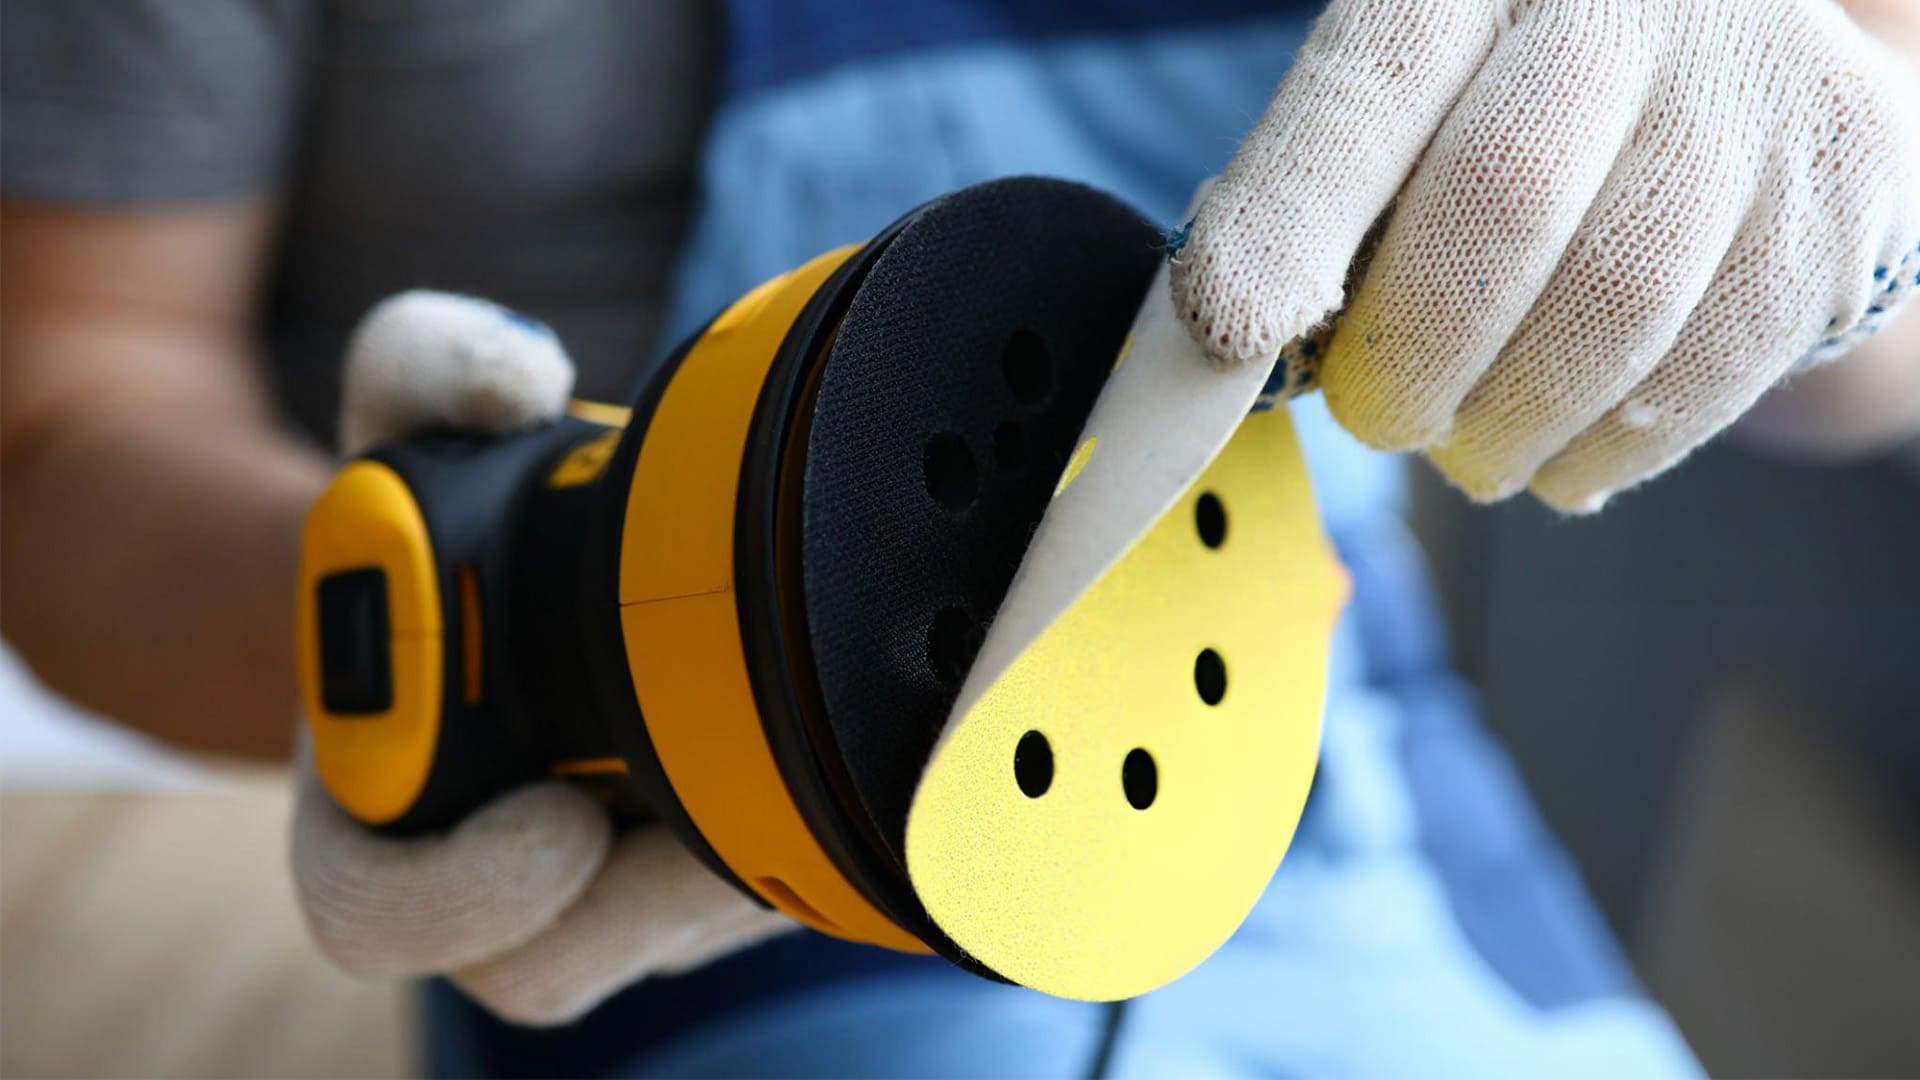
[
  {"left": 293, "top": 292, "right": 791, "bottom": 1026},
  {"left": 1171, "top": 0, "right": 1920, "bottom": 511}
]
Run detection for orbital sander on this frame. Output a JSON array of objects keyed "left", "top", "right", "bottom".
[{"left": 295, "top": 176, "right": 1346, "bottom": 1002}]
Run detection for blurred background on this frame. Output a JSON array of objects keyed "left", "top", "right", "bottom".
[
  {"left": 4, "top": 434, "right": 1916, "bottom": 1078},
  {"left": 1411, "top": 437, "right": 1920, "bottom": 1077},
  {"left": 0, "top": 651, "right": 410, "bottom": 1078}
]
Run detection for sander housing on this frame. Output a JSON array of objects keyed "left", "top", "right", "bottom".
[{"left": 296, "top": 177, "right": 1343, "bottom": 1000}]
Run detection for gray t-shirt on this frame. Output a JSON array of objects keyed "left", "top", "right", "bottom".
[{"left": 2, "top": 0, "right": 718, "bottom": 444}]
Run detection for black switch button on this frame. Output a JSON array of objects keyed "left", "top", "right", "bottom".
[{"left": 317, "top": 569, "right": 393, "bottom": 715}]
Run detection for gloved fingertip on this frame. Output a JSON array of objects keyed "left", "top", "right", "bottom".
[
  {"left": 1531, "top": 480, "right": 1612, "bottom": 516},
  {"left": 449, "top": 332, "right": 574, "bottom": 432},
  {"left": 451, "top": 971, "right": 602, "bottom": 1029},
  {"left": 1436, "top": 466, "right": 1520, "bottom": 503},
  {"left": 339, "top": 290, "right": 577, "bottom": 453},
  {"left": 1427, "top": 454, "right": 1527, "bottom": 505}
]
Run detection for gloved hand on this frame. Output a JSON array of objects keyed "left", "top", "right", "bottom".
[
  {"left": 292, "top": 292, "right": 792, "bottom": 1025},
  {"left": 1170, "top": 0, "right": 1920, "bottom": 511}
]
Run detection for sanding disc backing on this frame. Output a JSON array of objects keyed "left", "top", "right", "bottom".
[{"left": 799, "top": 177, "right": 1165, "bottom": 866}]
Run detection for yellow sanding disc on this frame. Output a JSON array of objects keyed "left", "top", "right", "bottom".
[{"left": 904, "top": 403, "right": 1347, "bottom": 1001}]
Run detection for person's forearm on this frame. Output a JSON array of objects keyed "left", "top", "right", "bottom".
[
  {"left": 1, "top": 332, "right": 327, "bottom": 759},
  {"left": 1739, "top": 307, "right": 1920, "bottom": 456},
  {"left": 1842, "top": 0, "right": 1919, "bottom": 57},
  {"left": 1, "top": 200, "right": 326, "bottom": 760}
]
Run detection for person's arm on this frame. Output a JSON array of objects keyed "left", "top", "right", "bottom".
[
  {"left": 1738, "top": 318, "right": 1920, "bottom": 456},
  {"left": 0, "top": 200, "right": 327, "bottom": 759},
  {"left": 1738, "top": 0, "right": 1920, "bottom": 457}
]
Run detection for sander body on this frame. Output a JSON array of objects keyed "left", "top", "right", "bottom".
[{"left": 296, "top": 177, "right": 1345, "bottom": 1000}]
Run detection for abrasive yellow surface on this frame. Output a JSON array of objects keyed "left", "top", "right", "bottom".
[{"left": 906, "top": 403, "right": 1347, "bottom": 1001}]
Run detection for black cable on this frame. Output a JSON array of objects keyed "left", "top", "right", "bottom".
[{"left": 1086, "top": 999, "right": 1129, "bottom": 1079}]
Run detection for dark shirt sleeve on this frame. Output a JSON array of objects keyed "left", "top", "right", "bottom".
[{"left": 1, "top": 0, "right": 314, "bottom": 203}]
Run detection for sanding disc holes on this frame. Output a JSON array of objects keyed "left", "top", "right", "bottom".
[
  {"left": 1194, "top": 648, "right": 1227, "bottom": 705},
  {"left": 1015, "top": 730, "right": 1054, "bottom": 798},
  {"left": 1123, "top": 748, "right": 1158, "bottom": 810},
  {"left": 1195, "top": 491, "right": 1227, "bottom": 548}
]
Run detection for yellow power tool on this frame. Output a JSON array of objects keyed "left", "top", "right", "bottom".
[{"left": 296, "top": 176, "right": 1344, "bottom": 1001}]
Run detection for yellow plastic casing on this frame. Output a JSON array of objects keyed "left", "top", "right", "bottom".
[
  {"left": 296, "top": 461, "right": 446, "bottom": 826},
  {"left": 905, "top": 403, "right": 1349, "bottom": 1000},
  {"left": 616, "top": 245, "right": 929, "bottom": 954}
]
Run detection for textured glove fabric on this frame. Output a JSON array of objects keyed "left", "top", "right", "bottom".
[
  {"left": 292, "top": 740, "right": 611, "bottom": 981},
  {"left": 452, "top": 828, "right": 793, "bottom": 1026},
  {"left": 1171, "top": 0, "right": 1920, "bottom": 511},
  {"left": 339, "top": 290, "right": 576, "bottom": 457},
  {"left": 293, "top": 292, "right": 792, "bottom": 1026}
]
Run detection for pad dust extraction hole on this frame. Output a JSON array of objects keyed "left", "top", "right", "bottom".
[
  {"left": 923, "top": 432, "right": 978, "bottom": 510},
  {"left": 1000, "top": 329, "right": 1053, "bottom": 406}
]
